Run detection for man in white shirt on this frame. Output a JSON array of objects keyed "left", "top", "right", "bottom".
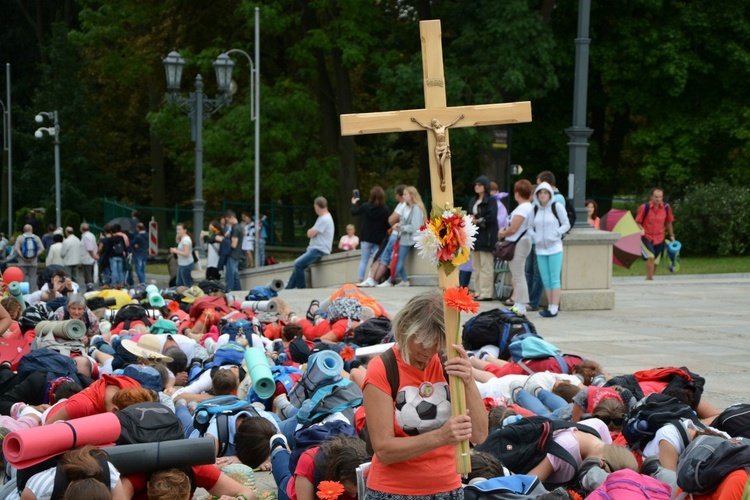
[
  {"left": 79, "top": 223, "right": 98, "bottom": 289},
  {"left": 61, "top": 227, "right": 82, "bottom": 286},
  {"left": 285, "top": 197, "right": 334, "bottom": 289}
]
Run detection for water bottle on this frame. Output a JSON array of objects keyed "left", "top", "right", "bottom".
[
  {"left": 296, "top": 398, "right": 316, "bottom": 423},
  {"left": 276, "top": 353, "right": 289, "bottom": 365}
]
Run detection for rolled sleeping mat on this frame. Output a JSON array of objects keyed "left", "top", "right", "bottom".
[
  {"left": 240, "top": 300, "right": 277, "bottom": 313},
  {"left": 104, "top": 437, "right": 216, "bottom": 475},
  {"left": 8, "top": 281, "right": 26, "bottom": 312},
  {"left": 2, "top": 412, "right": 122, "bottom": 469},
  {"left": 35, "top": 319, "right": 87, "bottom": 340},
  {"left": 290, "top": 350, "right": 343, "bottom": 407},
  {"left": 265, "top": 279, "right": 285, "bottom": 292},
  {"left": 244, "top": 347, "right": 275, "bottom": 400},
  {"left": 145, "top": 284, "right": 165, "bottom": 308}
]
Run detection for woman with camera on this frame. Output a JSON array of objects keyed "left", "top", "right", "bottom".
[{"left": 469, "top": 176, "right": 498, "bottom": 301}]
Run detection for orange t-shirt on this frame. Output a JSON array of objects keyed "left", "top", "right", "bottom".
[
  {"left": 362, "top": 347, "right": 459, "bottom": 496},
  {"left": 675, "top": 469, "right": 748, "bottom": 500}
]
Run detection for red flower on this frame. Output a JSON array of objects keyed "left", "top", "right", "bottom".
[
  {"left": 317, "top": 480, "right": 345, "bottom": 500},
  {"left": 340, "top": 345, "right": 355, "bottom": 362},
  {"left": 443, "top": 287, "right": 480, "bottom": 314}
]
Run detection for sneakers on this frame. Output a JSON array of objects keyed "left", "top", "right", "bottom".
[
  {"left": 270, "top": 433, "right": 290, "bottom": 456},
  {"left": 539, "top": 310, "right": 558, "bottom": 318},
  {"left": 508, "top": 381, "right": 524, "bottom": 405},
  {"left": 273, "top": 394, "right": 292, "bottom": 419},
  {"left": 523, "top": 373, "right": 548, "bottom": 397},
  {"left": 376, "top": 280, "right": 393, "bottom": 288},
  {"left": 357, "top": 277, "right": 376, "bottom": 287},
  {"left": 395, "top": 280, "right": 410, "bottom": 287}
]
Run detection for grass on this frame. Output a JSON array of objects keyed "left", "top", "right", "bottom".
[{"left": 612, "top": 255, "right": 750, "bottom": 277}]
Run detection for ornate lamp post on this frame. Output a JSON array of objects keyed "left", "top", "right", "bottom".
[
  {"left": 34, "top": 111, "right": 61, "bottom": 227},
  {"left": 162, "top": 51, "right": 234, "bottom": 236}
]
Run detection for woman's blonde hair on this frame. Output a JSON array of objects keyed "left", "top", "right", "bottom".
[
  {"left": 394, "top": 290, "right": 445, "bottom": 365},
  {"left": 600, "top": 444, "right": 638, "bottom": 472},
  {"left": 404, "top": 186, "right": 427, "bottom": 219}
]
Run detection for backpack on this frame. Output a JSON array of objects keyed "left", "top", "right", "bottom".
[
  {"left": 675, "top": 434, "right": 750, "bottom": 495},
  {"left": 111, "top": 235, "right": 125, "bottom": 257},
  {"left": 643, "top": 202, "right": 670, "bottom": 219},
  {"left": 327, "top": 297, "right": 362, "bottom": 323},
  {"left": 534, "top": 201, "right": 572, "bottom": 238},
  {"left": 21, "top": 235, "right": 39, "bottom": 259},
  {"left": 220, "top": 319, "right": 255, "bottom": 342},
  {"left": 189, "top": 342, "right": 246, "bottom": 383},
  {"left": 508, "top": 333, "right": 569, "bottom": 375},
  {"left": 633, "top": 366, "right": 705, "bottom": 410},
  {"left": 112, "top": 303, "right": 153, "bottom": 330},
  {"left": 15, "top": 449, "right": 111, "bottom": 500},
  {"left": 116, "top": 402, "right": 184, "bottom": 445},
  {"left": 189, "top": 295, "right": 231, "bottom": 322},
  {"left": 474, "top": 416, "right": 601, "bottom": 479},
  {"left": 461, "top": 308, "right": 537, "bottom": 359},
  {"left": 18, "top": 303, "right": 54, "bottom": 331},
  {"left": 711, "top": 403, "right": 750, "bottom": 438},
  {"left": 464, "top": 475, "right": 549, "bottom": 500},
  {"left": 352, "top": 316, "right": 391, "bottom": 346},
  {"left": 585, "top": 469, "right": 671, "bottom": 500},
  {"left": 192, "top": 395, "right": 260, "bottom": 457},
  {"left": 295, "top": 378, "right": 363, "bottom": 427},
  {"left": 621, "top": 393, "right": 705, "bottom": 451},
  {"left": 288, "top": 420, "right": 358, "bottom": 477},
  {"left": 246, "top": 286, "right": 277, "bottom": 301},
  {"left": 17, "top": 349, "right": 79, "bottom": 383}
]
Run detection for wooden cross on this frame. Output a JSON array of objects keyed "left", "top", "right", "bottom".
[{"left": 341, "top": 20, "right": 532, "bottom": 473}]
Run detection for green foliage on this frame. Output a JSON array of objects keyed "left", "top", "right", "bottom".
[{"left": 673, "top": 181, "right": 750, "bottom": 257}]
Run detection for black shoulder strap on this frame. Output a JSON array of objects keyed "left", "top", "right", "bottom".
[
  {"left": 216, "top": 414, "right": 230, "bottom": 457},
  {"left": 50, "top": 452, "right": 110, "bottom": 500},
  {"left": 381, "top": 348, "right": 399, "bottom": 401},
  {"left": 550, "top": 203, "right": 562, "bottom": 226},
  {"left": 643, "top": 202, "right": 650, "bottom": 218}
]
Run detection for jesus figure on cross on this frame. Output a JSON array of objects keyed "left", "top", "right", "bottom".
[{"left": 410, "top": 114, "right": 465, "bottom": 191}]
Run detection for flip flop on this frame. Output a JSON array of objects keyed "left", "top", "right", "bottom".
[
  {"left": 503, "top": 298, "right": 514, "bottom": 306},
  {"left": 306, "top": 300, "right": 320, "bottom": 321}
]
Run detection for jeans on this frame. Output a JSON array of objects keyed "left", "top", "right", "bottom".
[
  {"left": 394, "top": 244, "right": 413, "bottom": 282},
  {"left": 225, "top": 257, "right": 241, "bottom": 291},
  {"left": 177, "top": 263, "right": 194, "bottom": 287},
  {"left": 357, "top": 241, "right": 380, "bottom": 281},
  {"left": 515, "top": 389, "right": 568, "bottom": 419},
  {"left": 285, "top": 249, "right": 325, "bottom": 289},
  {"left": 271, "top": 448, "right": 293, "bottom": 500},
  {"left": 175, "top": 404, "right": 196, "bottom": 438},
  {"left": 378, "top": 232, "right": 398, "bottom": 266},
  {"left": 134, "top": 254, "right": 147, "bottom": 284},
  {"left": 258, "top": 238, "right": 266, "bottom": 267},
  {"left": 110, "top": 256, "right": 124, "bottom": 286},
  {"left": 93, "top": 336, "right": 116, "bottom": 356},
  {"left": 525, "top": 244, "right": 544, "bottom": 308}
]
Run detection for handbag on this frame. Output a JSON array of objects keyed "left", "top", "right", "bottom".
[{"left": 493, "top": 230, "right": 527, "bottom": 261}]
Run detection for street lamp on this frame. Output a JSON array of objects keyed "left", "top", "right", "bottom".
[
  {"left": 223, "top": 6, "right": 261, "bottom": 267},
  {"left": 2, "top": 63, "right": 12, "bottom": 235},
  {"left": 163, "top": 51, "right": 234, "bottom": 237},
  {"left": 34, "top": 111, "right": 61, "bottom": 228}
]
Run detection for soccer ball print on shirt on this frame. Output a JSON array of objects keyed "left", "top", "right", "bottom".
[{"left": 394, "top": 381, "right": 452, "bottom": 436}]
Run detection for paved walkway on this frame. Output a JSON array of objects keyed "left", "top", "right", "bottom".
[{"left": 273, "top": 273, "right": 750, "bottom": 410}]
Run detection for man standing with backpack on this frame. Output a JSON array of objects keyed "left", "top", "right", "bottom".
[
  {"left": 635, "top": 188, "right": 675, "bottom": 281},
  {"left": 14, "top": 224, "right": 43, "bottom": 292}
]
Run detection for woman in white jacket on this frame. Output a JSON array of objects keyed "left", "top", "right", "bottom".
[{"left": 532, "top": 182, "right": 570, "bottom": 317}]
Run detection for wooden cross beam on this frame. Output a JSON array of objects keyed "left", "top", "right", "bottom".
[{"left": 341, "top": 20, "right": 532, "bottom": 473}]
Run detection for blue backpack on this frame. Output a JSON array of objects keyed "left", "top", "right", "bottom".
[
  {"left": 21, "top": 235, "right": 39, "bottom": 259},
  {"left": 508, "top": 333, "right": 569, "bottom": 374},
  {"left": 193, "top": 395, "right": 260, "bottom": 457},
  {"left": 245, "top": 286, "right": 276, "bottom": 301},
  {"left": 247, "top": 365, "right": 302, "bottom": 407},
  {"left": 18, "top": 349, "right": 79, "bottom": 383},
  {"left": 464, "top": 475, "right": 548, "bottom": 500},
  {"left": 288, "top": 420, "right": 358, "bottom": 477},
  {"left": 189, "top": 341, "right": 246, "bottom": 383},
  {"left": 295, "top": 378, "right": 363, "bottom": 427}
]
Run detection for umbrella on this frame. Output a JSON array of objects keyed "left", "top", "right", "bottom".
[
  {"left": 600, "top": 209, "right": 642, "bottom": 268},
  {"left": 106, "top": 216, "right": 136, "bottom": 233}
]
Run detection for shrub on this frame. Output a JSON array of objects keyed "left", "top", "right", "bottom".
[{"left": 673, "top": 181, "right": 750, "bottom": 256}]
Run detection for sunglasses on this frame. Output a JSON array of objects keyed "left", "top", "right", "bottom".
[{"left": 594, "top": 415, "right": 625, "bottom": 426}]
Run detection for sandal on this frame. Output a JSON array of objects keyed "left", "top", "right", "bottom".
[
  {"left": 306, "top": 300, "right": 320, "bottom": 321},
  {"left": 503, "top": 298, "right": 514, "bottom": 306}
]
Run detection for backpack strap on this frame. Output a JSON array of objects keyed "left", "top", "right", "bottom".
[
  {"left": 50, "top": 452, "right": 110, "bottom": 500},
  {"left": 381, "top": 347, "right": 399, "bottom": 401},
  {"left": 534, "top": 204, "right": 562, "bottom": 227},
  {"left": 215, "top": 413, "right": 231, "bottom": 457}
]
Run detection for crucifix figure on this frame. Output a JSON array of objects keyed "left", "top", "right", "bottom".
[
  {"left": 340, "top": 20, "right": 532, "bottom": 473},
  {"left": 411, "top": 114, "right": 465, "bottom": 191}
]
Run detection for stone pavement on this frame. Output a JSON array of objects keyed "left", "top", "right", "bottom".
[{"left": 273, "top": 273, "right": 750, "bottom": 410}]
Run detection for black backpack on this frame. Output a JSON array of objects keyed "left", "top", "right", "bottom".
[
  {"left": 352, "top": 316, "right": 391, "bottom": 346},
  {"left": 112, "top": 303, "right": 153, "bottom": 330},
  {"left": 676, "top": 435, "right": 750, "bottom": 495},
  {"left": 15, "top": 449, "right": 111, "bottom": 499},
  {"left": 475, "top": 416, "right": 600, "bottom": 480},
  {"left": 116, "top": 402, "right": 184, "bottom": 445},
  {"left": 621, "top": 393, "right": 705, "bottom": 451},
  {"left": 461, "top": 308, "right": 537, "bottom": 359},
  {"left": 710, "top": 403, "right": 750, "bottom": 439}
]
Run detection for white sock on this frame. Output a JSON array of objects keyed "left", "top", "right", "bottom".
[{"left": 549, "top": 305, "right": 559, "bottom": 315}]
